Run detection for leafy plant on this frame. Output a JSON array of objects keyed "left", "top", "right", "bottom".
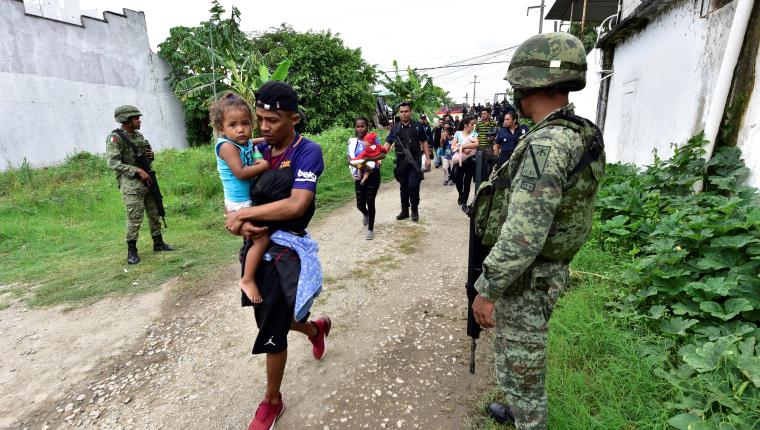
[
  {"left": 597, "top": 134, "right": 760, "bottom": 428},
  {"left": 251, "top": 25, "right": 378, "bottom": 133},
  {"left": 379, "top": 61, "right": 450, "bottom": 120}
]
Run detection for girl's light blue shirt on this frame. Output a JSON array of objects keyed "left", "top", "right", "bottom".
[{"left": 215, "top": 137, "right": 254, "bottom": 203}]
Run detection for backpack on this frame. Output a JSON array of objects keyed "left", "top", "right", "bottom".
[{"left": 473, "top": 112, "right": 603, "bottom": 247}]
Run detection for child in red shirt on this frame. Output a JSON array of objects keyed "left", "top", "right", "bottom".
[{"left": 349, "top": 132, "right": 387, "bottom": 185}]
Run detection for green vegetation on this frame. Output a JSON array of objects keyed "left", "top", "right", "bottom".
[
  {"left": 252, "top": 25, "right": 378, "bottom": 133},
  {"left": 595, "top": 136, "right": 760, "bottom": 429},
  {"left": 379, "top": 61, "right": 452, "bottom": 119},
  {"left": 0, "top": 127, "right": 392, "bottom": 308}
]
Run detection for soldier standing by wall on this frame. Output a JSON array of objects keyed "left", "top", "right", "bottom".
[
  {"left": 471, "top": 33, "right": 606, "bottom": 429},
  {"left": 106, "top": 105, "right": 173, "bottom": 264}
]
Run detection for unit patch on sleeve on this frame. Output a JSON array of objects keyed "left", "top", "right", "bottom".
[{"left": 521, "top": 144, "right": 551, "bottom": 179}]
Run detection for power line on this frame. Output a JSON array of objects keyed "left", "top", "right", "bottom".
[
  {"left": 381, "top": 45, "right": 519, "bottom": 75},
  {"left": 379, "top": 59, "right": 511, "bottom": 74}
]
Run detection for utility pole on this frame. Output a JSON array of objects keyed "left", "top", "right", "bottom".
[
  {"left": 465, "top": 92, "right": 468, "bottom": 105},
  {"left": 527, "top": 0, "right": 546, "bottom": 34},
  {"left": 470, "top": 75, "right": 480, "bottom": 105},
  {"left": 580, "top": 0, "right": 589, "bottom": 39}
]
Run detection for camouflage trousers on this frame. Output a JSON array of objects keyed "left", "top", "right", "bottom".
[
  {"left": 493, "top": 259, "right": 569, "bottom": 430},
  {"left": 121, "top": 190, "right": 162, "bottom": 241}
]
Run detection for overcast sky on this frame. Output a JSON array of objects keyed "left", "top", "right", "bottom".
[{"left": 79, "top": 0, "right": 564, "bottom": 107}]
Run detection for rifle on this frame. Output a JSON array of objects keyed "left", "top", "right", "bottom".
[
  {"left": 114, "top": 129, "right": 167, "bottom": 227},
  {"left": 393, "top": 135, "right": 424, "bottom": 180},
  {"left": 465, "top": 149, "right": 495, "bottom": 374}
]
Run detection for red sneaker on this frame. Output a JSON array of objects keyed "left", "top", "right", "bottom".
[
  {"left": 248, "top": 394, "right": 284, "bottom": 430},
  {"left": 308, "top": 316, "right": 331, "bottom": 360}
]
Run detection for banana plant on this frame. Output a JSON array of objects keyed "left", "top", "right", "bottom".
[
  {"left": 379, "top": 60, "right": 449, "bottom": 120},
  {"left": 174, "top": 42, "right": 291, "bottom": 105}
]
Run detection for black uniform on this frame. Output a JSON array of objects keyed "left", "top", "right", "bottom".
[{"left": 386, "top": 121, "right": 428, "bottom": 212}]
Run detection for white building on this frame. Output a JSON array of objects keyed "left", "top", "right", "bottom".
[
  {"left": 0, "top": 0, "right": 187, "bottom": 170},
  {"left": 548, "top": 0, "right": 760, "bottom": 189}
]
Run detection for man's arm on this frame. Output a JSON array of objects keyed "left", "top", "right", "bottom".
[
  {"left": 474, "top": 131, "right": 577, "bottom": 301},
  {"left": 226, "top": 189, "right": 314, "bottom": 234}
]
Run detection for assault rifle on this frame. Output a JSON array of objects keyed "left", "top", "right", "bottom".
[
  {"left": 114, "top": 129, "right": 167, "bottom": 227},
  {"left": 465, "top": 149, "right": 496, "bottom": 374}
]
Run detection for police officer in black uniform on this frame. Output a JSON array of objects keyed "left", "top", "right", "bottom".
[{"left": 384, "top": 102, "right": 432, "bottom": 222}]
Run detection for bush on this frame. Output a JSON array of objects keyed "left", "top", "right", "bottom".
[{"left": 597, "top": 135, "right": 760, "bottom": 429}]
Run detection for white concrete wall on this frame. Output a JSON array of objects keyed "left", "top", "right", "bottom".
[
  {"left": 602, "top": 1, "right": 740, "bottom": 168},
  {"left": 621, "top": 0, "right": 643, "bottom": 19},
  {"left": 570, "top": 48, "right": 602, "bottom": 121},
  {"left": 736, "top": 50, "right": 760, "bottom": 188},
  {"left": 0, "top": 0, "right": 187, "bottom": 170}
]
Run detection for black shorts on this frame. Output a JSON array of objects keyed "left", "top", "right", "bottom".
[{"left": 239, "top": 241, "right": 308, "bottom": 354}]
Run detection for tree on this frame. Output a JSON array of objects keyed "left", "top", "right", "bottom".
[
  {"left": 379, "top": 61, "right": 451, "bottom": 120},
  {"left": 568, "top": 22, "right": 598, "bottom": 54},
  {"left": 252, "top": 25, "right": 378, "bottom": 133},
  {"left": 157, "top": 1, "right": 258, "bottom": 146}
]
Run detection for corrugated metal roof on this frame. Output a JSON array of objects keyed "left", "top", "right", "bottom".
[{"left": 545, "top": 0, "right": 620, "bottom": 22}]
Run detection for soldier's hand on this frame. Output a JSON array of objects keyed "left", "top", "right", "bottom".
[
  {"left": 136, "top": 168, "right": 152, "bottom": 186},
  {"left": 472, "top": 294, "right": 496, "bottom": 328}
]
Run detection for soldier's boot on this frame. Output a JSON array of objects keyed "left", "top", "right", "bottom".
[
  {"left": 411, "top": 207, "right": 419, "bottom": 222},
  {"left": 485, "top": 403, "right": 515, "bottom": 425},
  {"left": 152, "top": 234, "right": 175, "bottom": 252},
  {"left": 396, "top": 207, "right": 410, "bottom": 221},
  {"left": 127, "top": 240, "right": 140, "bottom": 265}
]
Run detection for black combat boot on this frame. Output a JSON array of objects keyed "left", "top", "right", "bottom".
[
  {"left": 127, "top": 240, "right": 140, "bottom": 265},
  {"left": 396, "top": 207, "right": 410, "bottom": 221},
  {"left": 411, "top": 207, "right": 419, "bottom": 222},
  {"left": 486, "top": 402, "right": 515, "bottom": 425},
  {"left": 152, "top": 234, "right": 175, "bottom": 251}
]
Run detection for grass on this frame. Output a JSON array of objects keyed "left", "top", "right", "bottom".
[
  {"left": 0, "top": 127, "right": 393, "bottom": 308},
  {"left": 472, "top": 237, "right": 673, "bottom": 429}
]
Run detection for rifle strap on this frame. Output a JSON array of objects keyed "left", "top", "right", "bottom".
[{"left": 113, "top": 129, "right": 146, "bottom": 171}]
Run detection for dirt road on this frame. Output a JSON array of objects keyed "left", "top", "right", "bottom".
[{"left": 3, "top": 175, "right": 493, "bottom": 430}]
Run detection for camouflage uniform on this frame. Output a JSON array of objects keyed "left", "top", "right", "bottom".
[
  {"left": 474, "top": 33, "right": 606, "bottom": 430},
  {"left": 106, "top": 113, "right": 162, "bottom": 242}
]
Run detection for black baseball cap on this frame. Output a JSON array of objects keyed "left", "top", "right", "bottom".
[{"left": 255, "top": 81, "right": 299, "bottom": 112}]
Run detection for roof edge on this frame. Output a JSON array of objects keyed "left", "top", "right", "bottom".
[{"left": 596, "top": 0, "right": 678, "bottom": 48}]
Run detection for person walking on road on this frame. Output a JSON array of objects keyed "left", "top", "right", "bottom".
[
  {"left": 471, "top": 33, "right": 606, "bottom": 430},
  {"left": 384, "top": 102, "right": 431, "bottom": 222},
  {"left": 347, "top": 117, "right": 386, "bottom": 239},
  {"left": 106, "top": 105, "right": 173, "bottom": 265},
  {"left": 225, "top": 81, "right": 330, "bottom": 430}
]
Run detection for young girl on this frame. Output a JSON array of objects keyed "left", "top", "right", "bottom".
[
  {"left": 212, "top": 93, "right": 270, "bottom": 304},
  {"left": 441, "top": 126, "right": 455, "bottom": 185},
  {"left": 349, "top": 132, "right": 387, "bottom": 185}
]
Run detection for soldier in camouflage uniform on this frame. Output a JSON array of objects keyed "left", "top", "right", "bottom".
[
  {"left": 471, "top": 33, "right": 606, "bottom": 429},
  {"left": 106, "top": 105, "right": 173, "bottom": 264}
]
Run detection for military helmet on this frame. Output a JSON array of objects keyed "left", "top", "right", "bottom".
[
  {"left": 506, "top": 32, "right": 587, "bottom": 91},
  {"left": 114, "top": 105, "right": 142, "bottom": 123}
]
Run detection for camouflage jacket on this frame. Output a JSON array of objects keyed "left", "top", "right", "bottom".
[
  {"left": 475, "top": 104, "right": 606, "bottom": 300},
  {"left": 105, "top": 129, "right": 151, "bottom": 193}
]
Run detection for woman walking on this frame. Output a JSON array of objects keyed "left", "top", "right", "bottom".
[
  {"left": 451, "top": 116, "right": 479, "bottom": 208},
  {"left": 347, "top": 117, "right": 386, "bottom": 239}
]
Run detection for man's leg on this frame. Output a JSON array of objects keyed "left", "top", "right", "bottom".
[
  {"left": 265, "top": 350, "right": 287, "bottom": 404},
  {"left": 145, "top": 193, "right": 173, "bottom": 251},
  {"left": 408, "top": 162, "right": 421, "bottom": 221},
  {"left": 122, "top": 192, "right": 144, "bottom": 264},
  {"left": 397, "top": 164, "right": 410, "bottom": 219},
  {"left": 492, "top": 268, "right": 568, "bottom": 430}
]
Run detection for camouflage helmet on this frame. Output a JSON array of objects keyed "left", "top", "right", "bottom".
[
  {"left": 506, "top": 32, "right": 587, "bottom": 91},
  {"left": 114, "top": 105, "right": 142, "bottom": 123}
]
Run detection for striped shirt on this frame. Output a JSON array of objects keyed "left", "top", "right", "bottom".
[{"left": 475, "top": 119, "right": 497, "bottom": 147}]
